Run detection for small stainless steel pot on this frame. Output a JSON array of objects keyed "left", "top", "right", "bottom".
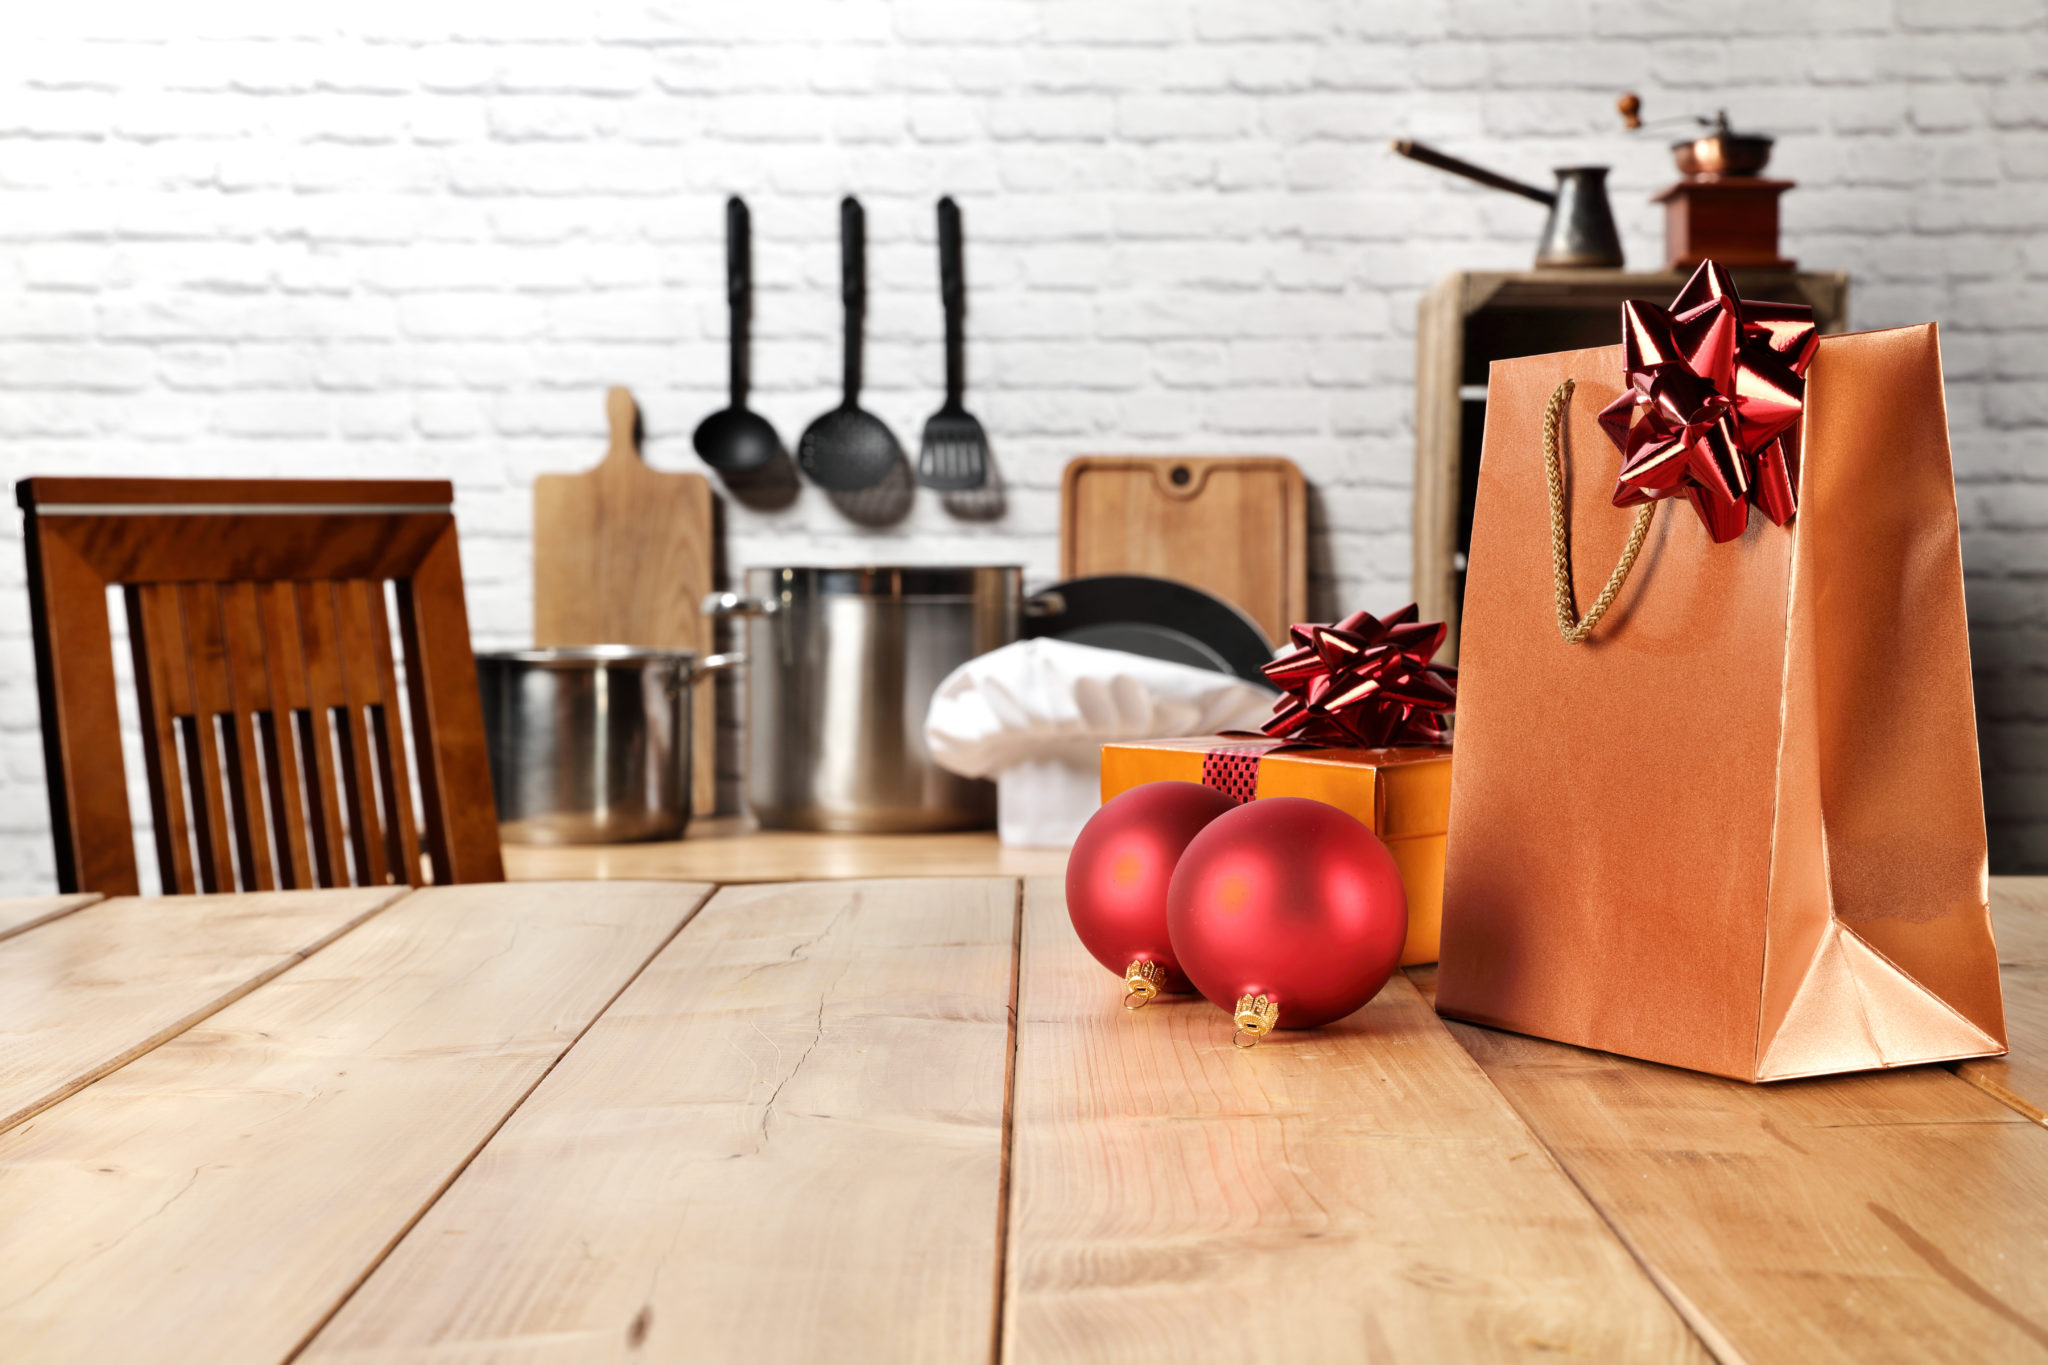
[
  {"left": 477, "top": 646, "right": 742, "bottom": 845},
  {"left": 705, "top": 565, "right": 1020, "bottom": 832}
]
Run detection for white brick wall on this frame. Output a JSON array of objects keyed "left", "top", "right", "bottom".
[{"left": 3, "top": 0, "right": 2045, "bottom": 890}]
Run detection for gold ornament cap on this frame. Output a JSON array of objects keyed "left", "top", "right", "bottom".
[
  {"left": 1233, "top": 993, "right": 1279, "bottom": 1048},
  {"left": 1123, "top": 959, "right": 1166, "bottom": 1009}
]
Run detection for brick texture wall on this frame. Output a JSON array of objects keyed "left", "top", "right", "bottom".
[{"left": 2, "top": 2, "right": 2045, "bottom": 891}]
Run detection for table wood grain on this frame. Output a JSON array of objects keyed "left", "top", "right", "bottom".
[
  {"left": 0, "top": 886, "right": 405, "bottom": 1135},
  {"left": 1002, "top": 878, "right": 1707, "bottom": 1362},
  {"left": 1957, "top": 878, "right": 2047, "bottom": 1125},
  {"left": 0, "top": 871, "right": 2038, "bottom": 1363},
  {"left": 0, "top": 880, "right": 708, "bottom": 1365},
  {"left": 302, "top": 878, "right": 1019, "bottom": 1364},
  {"left": 1411, "top": 965, "right": 2048, "bottom": 1363}
]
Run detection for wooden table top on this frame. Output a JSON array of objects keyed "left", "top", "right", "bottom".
[
  {"left": 0, "top": 875, "right": 2041, "bottom": 1362},
  {"left": 501, "top": 816, "right": 1071, "bottom": 883}
]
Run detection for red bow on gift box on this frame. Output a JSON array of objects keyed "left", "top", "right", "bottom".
[
  {"left": 1598, "top": 260, "right": 1819, "bottom": 544},
  {"left": 1260, "top": 604, "right": 1456, "bottom": 748}
]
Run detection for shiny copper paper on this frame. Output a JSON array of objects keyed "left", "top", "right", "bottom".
[
  {"left": 1599, "top": 261, "right": 1818, "bottom": 543},
  {"left": 1436, "top": 325, "right": 2005, "bottom": 1082},
  {"left": 1261, "top": 604, "right": 1457, "bottom": 747}
]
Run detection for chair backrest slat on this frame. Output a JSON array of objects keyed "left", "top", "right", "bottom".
[
  {"left": 330, "top": 579, "right": 392, "bottom": 888},
  {"left": 255, "top": 582, "right": 316, "bottom": 890},
  {"left": 361, "top": 582, "right": 424, "bottom": 884},
  {"left": 19, "top": 478, "right": 502, "bottom": 896},
  {"left": 217, "top": 581, "right": 279, "bottom": 893},
  {"left": 176, "top": 581, "right": 242, "bottom": 894},
  {"left": 126, "top": 583, "right": 197, "bottom": 894}
]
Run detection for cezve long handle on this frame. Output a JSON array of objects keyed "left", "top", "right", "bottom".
[
  {"left": 726, "top": 196, "right": 750, "bottom": 407},
  {"left": 840, "top": 195, "right": 864, "bottom": 406},
  {"left": 1389, "top": 139, "right": 1555, "bottom": 206},
  {"left": 938, "top": 196, "right": 964, "bottom": 411}
]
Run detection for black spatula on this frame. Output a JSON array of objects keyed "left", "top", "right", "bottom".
[
  {"left": 917, "top": 196, "right": 989, "bottom": 490},
  {"left": 798, "top": 196, "right": 899, "bottom": 492}
]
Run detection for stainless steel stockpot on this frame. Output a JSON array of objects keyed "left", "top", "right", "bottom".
[
  {"left": 705, "top": 565, "right": 1021, "bottom": 832},
  {"left": 477, "top": 646, "right": 741, "bottom": 845}
]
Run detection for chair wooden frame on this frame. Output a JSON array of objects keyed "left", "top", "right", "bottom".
[{"left": 19, "top": 477, "right": 504, "bottom": 895}]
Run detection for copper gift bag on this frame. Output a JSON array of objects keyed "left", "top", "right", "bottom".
[{"left": 1436, "top": 283, "right": 2006, "bottom": 1081}]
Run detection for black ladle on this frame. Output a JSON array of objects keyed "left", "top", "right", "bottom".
[
  {"left": 797, "top": 196, "right": 900, "bottom": 492},
  {"left": 693, "top": 196, "right": 782, "bottom": 474}
]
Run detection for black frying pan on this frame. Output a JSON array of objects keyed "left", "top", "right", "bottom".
[{"left": 1022, "top": 575, "right": 1277, "bottom": 687}]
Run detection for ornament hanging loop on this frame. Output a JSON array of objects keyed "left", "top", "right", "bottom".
[
  {"left": 1545, "top": 378, "right": 1657, "bottom": 645},
  {"left": 1123, "top": 960, "right": 1165, "bottom": 1010},
  {"left": 1232, "top": 993, "right": 1279, "bottom": 1048}
]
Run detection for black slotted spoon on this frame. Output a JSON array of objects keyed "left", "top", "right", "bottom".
[
  {"left": 797, "top": 196, "right": 899, "bottom": 492},
  {"left": 917, "top": 196, "right": 990, "bottom": 490}
]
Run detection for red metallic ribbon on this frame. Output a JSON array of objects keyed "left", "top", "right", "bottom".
[
  {"left": 1598, "top": 260, "right": 1819, "bottom": 544},
  {"left": 1260, "top": 604, "right": 1456, "bottom": 748}
]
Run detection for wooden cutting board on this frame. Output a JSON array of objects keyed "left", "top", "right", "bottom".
[
  {"left": 534, "top": 387, "right": 718, "bottom": 814},
  {"left": 1060, "top": 455, "right": 1308, "bottom": 644}
]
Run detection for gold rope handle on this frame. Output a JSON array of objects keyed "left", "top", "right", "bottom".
[{"left": 1544, "top": 378, "right": 1656, "bottom": 644}]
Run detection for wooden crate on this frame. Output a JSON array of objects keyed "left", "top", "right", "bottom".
[{"left": 1413, "top": 269, "right": 1849, "bottom": 662}]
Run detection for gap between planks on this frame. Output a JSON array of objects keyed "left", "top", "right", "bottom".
[
  {"left": 0, "top": 879, "right": 713, "bottom": 1365},
  {"left": 0, "top": 893, "right": 101, "bottom": 944},
  {"left": 0, "top": 885, "right": 410, "bottom": 1138},
  {"left": 1409, "top": 961, "right": 2048, "bottom": 1364},
  {"left": 1950, "top": 880, "right": 2048, "bottom": 1127},
  {"left": 297, "top": 877, "right": 1021, "bottom": 1365},
  {"left": 999, "top": 876, "right": 1706, "bottom": 1363}
]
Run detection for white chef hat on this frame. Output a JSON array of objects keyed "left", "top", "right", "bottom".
[{"left": 924, "top": 638, "right": 1276, "bottom": 848}]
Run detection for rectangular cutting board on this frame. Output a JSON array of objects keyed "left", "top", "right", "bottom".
[
  {"left": 1060, "top": 455, "right": 1308, "bottom": 645},
  {"left": 534, "top": 387, "right": 718, "bottom": 815}
]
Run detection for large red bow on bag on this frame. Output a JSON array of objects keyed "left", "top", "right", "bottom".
[
  {"left": 1598, "top": 260, "right": 1819, "bottom": 544},
  {"left": 1260, "top": 604, "right": 1456, "bottom": 747}
]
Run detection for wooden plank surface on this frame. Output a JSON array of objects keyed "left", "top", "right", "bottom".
[
  {"left": 1002, "top": 877, "right": 1706, "bottom": 1362},
  {"left": 0, "top": 893, "right": 98, "bottom": 943},
  {"left": 301, "top": 877, "right": 1019, "bottom": 1364},
  {"left": 1956, "top": 878, "right": 2048, "bottom": 1124},
  {"left": 502, "top": 817, "right": 1068, "bottom": 885},
  {"left": 533, "top": 386, "right": 718, "bottom": 815},
  {"left": 0, "top": 880, "right": 709, "bottom": 1365},
  {"left": 1412, "top": 965, "right": 2048, "bottom": 1363},
  {"left": 0, "top": 887, "right": 405, "bottom": 1135}
]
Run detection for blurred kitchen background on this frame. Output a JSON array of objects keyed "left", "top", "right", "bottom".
[{"left": 2, "top": 0, "right": 2046, "bottom": 889}]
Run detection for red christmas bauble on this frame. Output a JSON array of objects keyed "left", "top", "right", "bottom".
[
  {"left": 1066, "top": 781, "right": 1239, "bottom": 1004},
  {"left": 1167, "top": 797, "right": 1407, "bottom": 1037}
]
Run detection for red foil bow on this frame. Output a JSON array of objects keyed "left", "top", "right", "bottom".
[
  {"left": 1260, "top": 604, "right": 1456, "bottom": 747},
  {"left": 1598, "top": 260, "right": 1818, "bottom": 543}
]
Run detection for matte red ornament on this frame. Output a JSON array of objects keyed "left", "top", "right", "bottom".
[
  {"left": 1066, "top": 781, "right": 1239, "bottom": 1007},
  {"left": 1166, "top": 797, "right": 1407, "bottom": 1045}
]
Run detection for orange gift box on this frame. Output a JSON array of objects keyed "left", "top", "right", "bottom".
[{"left": 1099, "top": 736, "right": 1452, "bottom": 966}]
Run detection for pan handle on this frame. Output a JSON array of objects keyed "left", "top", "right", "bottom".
[
  {"left": 701, "top": 591, "right": 780, "bottom": 618},
  {"left": 1022, "top": 590, "right": 1066, "bottom": 619}
]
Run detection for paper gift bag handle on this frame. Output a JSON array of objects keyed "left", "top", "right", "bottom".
[{"left": 1544, "top": 378, "right": 1659, "bottom": 643}]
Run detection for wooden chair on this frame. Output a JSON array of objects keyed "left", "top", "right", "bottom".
[{"left": 18, "top": 478, "right": 504, "bottom": 896}]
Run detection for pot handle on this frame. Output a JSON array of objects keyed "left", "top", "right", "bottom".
[
  {"left": 675, "top": 651, "right": 745, "bottom": 690},
  {"left": 702, "top": 591, "right": 780, "bottom": 617}
]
